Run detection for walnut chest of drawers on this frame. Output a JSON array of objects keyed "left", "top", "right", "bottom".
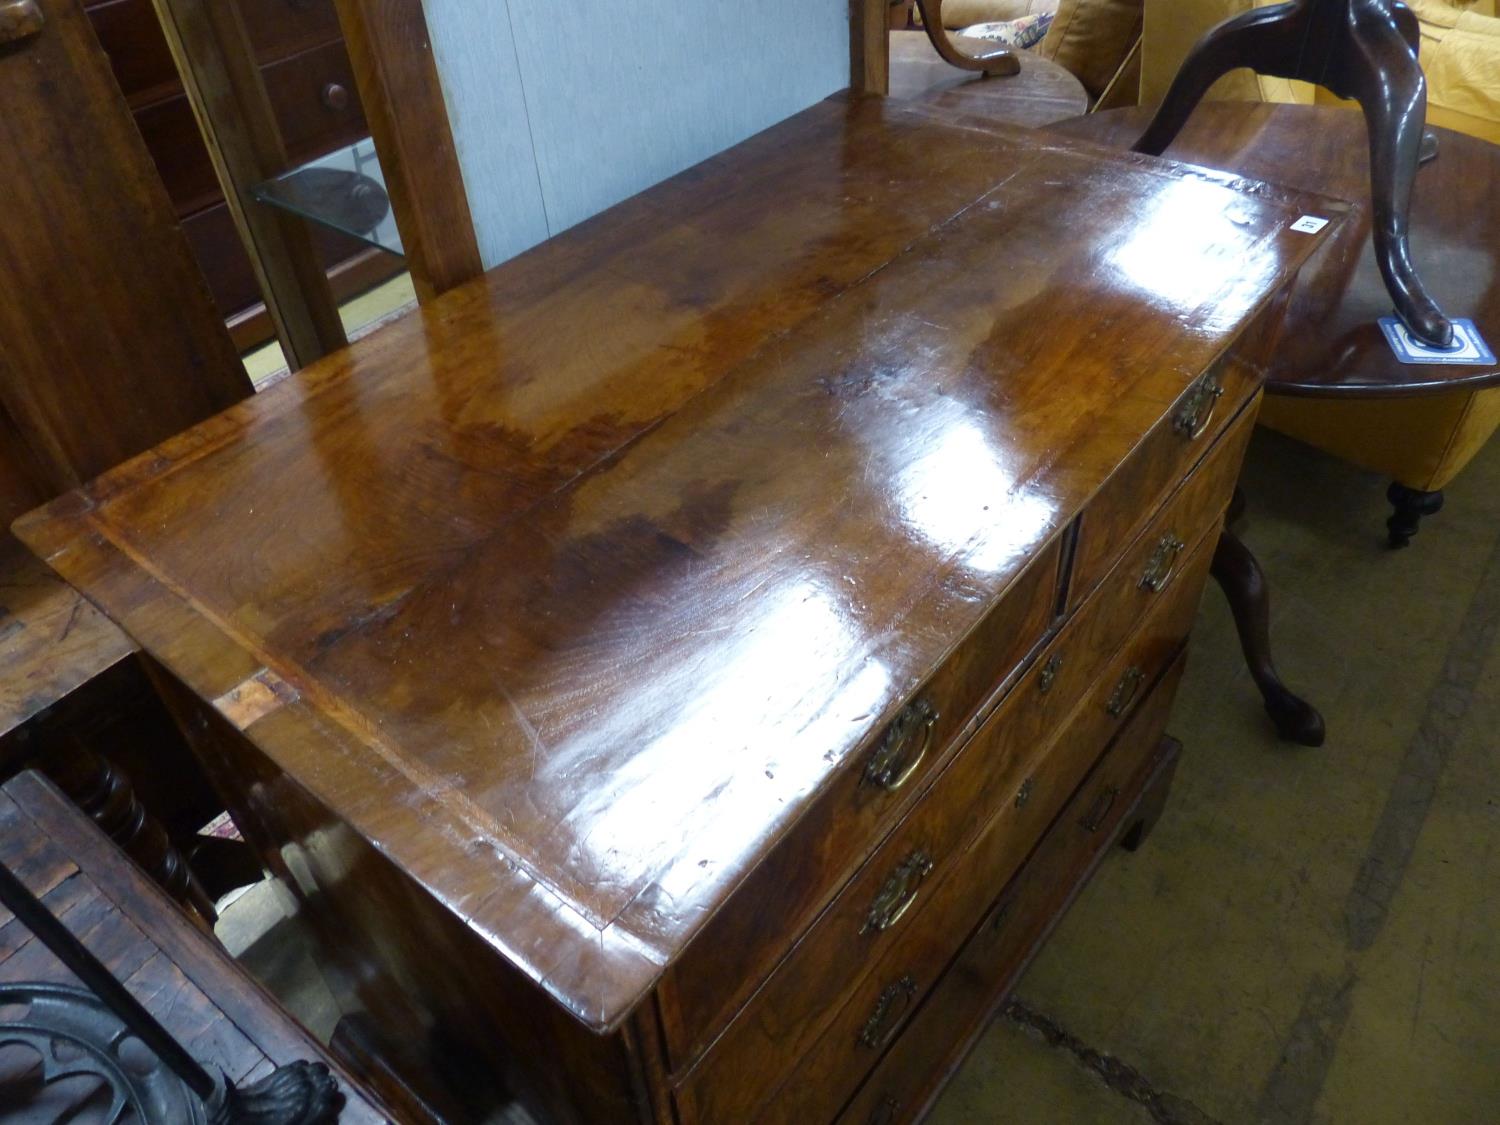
[{"left": 16, "top": 95, "right": 1344, "bottom": 1123}]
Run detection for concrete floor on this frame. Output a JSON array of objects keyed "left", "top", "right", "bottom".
[
  {"left": 930, "top": 424, "right": 1500, "bottom": 1125},
  {"left": 221, "top": 422, "right": 1500, "bottom": 1124}
]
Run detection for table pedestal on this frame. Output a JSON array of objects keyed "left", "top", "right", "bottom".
[{"left": 1134, "top": 0, "right": 1452, "bottom": 348}]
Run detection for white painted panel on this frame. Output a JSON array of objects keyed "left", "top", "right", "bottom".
[
  {"left": 422, "top": 1, "right": 848, "bottom": 269},
  {"left": 511, "top": 1, "right": 849, "bottom": 233},
  {"left": 423, "top": 2, "right": 550, "bottom": 270}
]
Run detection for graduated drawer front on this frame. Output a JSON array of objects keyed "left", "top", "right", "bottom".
[
  {"left": 836, "top": 672, "right": 1186, "bottom": 1125},
  {"left": 672, "top": 518, "right": 1220, "bottom": 1124},
  {"left": 656, "top": 538, "right": 1062, "bottom": 1070},
  {"left": 1070, "top": 357, "right": 1260, "bottom": 607}
]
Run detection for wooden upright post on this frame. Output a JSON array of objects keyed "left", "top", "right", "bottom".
[
  {"left": 852, "top": 0, "right": 891, "bottom": 95},
  {"left": 150, "top": 0, "right": 348, "bottom": 370}
]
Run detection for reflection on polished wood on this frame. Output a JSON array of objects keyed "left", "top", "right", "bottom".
[
  {"left": 1052, "top": 103, "right": 1500, "bottom": 398},
  {"left": 17, "top": 97, "right": 1342, "bottom": 1121}
]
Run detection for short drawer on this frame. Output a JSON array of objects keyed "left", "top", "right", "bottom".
[
  {"left": 657, "top": 537, "right": 1062, "bottom": 1070},
  {"left": 836, "top": 680, "right": 1185, "bottom": 1125},
  {"left": 674, "top": 531, "right": 1215, "bottom": 1125},
  {"left": 263, "top": 41, "right": 369, "bottom": 159},
  {"left": 1070, "top": 358, "right": 1260, "bottom": 605}
]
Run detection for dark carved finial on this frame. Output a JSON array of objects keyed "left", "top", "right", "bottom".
[{"left": 211, "top": 1061, "right": 345, "bottom": 1125}]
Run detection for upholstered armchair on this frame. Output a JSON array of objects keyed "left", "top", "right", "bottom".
[{"left": 1141, "top": 0, "right": 1500, "bottom": 544}]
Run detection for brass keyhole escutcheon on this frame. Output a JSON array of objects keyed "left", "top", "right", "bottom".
[
  {"left": 858, "top": 975, "right": 918, "bottom": 1049},
  {"left": 862, "top": 850, "right": 934, "bottom": 934},
  {"left": 863, "top": 699, "right": 938, "bottom": 793},
  {"left": 1038, "top": 653, "right": 1063, "bottom": 694},
  {"left": 1139, "top": 532, "right": 1186, "bottom": 593},
  {"left": 1173, "top": 371, "right": 1224, "bottom": 440},
  {"left": 1106, "top": 666, "right": 1145, "bottom": 718}
]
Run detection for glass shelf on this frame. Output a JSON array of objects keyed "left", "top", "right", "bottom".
[{"left": 252, "top": 138, "right": 404, "bottom": 257}]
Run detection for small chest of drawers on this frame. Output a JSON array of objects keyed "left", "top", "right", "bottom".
[{"left": 16, "top": 95, "right": 1343, "bottom": 1123}]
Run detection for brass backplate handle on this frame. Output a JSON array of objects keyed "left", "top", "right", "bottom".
[
  {"left": 862, "top": 850, "right": 935, "bottom": 934},
  {"left": 864, "top": 698, "right": 938, "bottom": 793},
  {"left": 1106, "top": 666, "right": 1146, "bottom": 718},
  {"left": 1139, "top": 532, "right": 1187, "bottom": 593},
  {"left": 1173, "top": 371, "right": 1225, "bottom": 440},
  {"left": 0, "top": 0, "right": 44, "bottom": 46},
  {"left": 1081, "top": 786, "right": 1120, "bottom": 833},
  {"left": 858, "top": 975, "right": 919, "bottom": 1049}
]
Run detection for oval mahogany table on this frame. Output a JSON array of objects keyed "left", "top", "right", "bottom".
[
  {"left": 1050, "top": 101, "right": 1500, "bottom": 745},
  {"left": 888, "top": 29, "right": 1088, "bottom": 129}
]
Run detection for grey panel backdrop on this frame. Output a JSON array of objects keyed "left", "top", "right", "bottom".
[{"left": 423, "top": 1, "right": 852, "bottom": 270}]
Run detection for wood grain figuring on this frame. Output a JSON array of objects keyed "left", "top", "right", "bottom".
[
  {"left": 1050, "top": 103, "right": 1500, "bottom": 397},
  {"left": 0, "top": 771, "right": 390, "bottom": 1122},
  {"left": 0, "top": 0, "right": 251, "bottom": 527},
  {"left": 149, "top": 0, "right": 347, "bottom": 371},
  {"left": 0, "top": 543, "right": 132, "bottom": 740},
  {"left": 333, "top": 0, "right": 482, "bottom": 298}
]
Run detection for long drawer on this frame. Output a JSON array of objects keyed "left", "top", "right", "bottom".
[
  {"left": 675, "top": 521, "right": 1214, "bottom": 1125},
  {"left": 835, "top": 671, "right": 1187, "bottom": 1125}
]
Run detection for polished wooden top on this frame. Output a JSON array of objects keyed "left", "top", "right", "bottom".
[
  {"left": 888, "top": 30, "right": 1088, "bottom": 128},
  {"left": 1051, "top": 102, "right": 1500, "bottom": 398},
  {"left": 16, "top": 96, "right": 1340, "bottom": 1032}
]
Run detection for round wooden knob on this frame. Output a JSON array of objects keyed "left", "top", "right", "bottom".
[{"left": 321, "top": 82, "right": 349, "bottom": 112}]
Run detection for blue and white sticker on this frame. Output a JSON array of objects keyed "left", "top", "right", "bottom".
[
  {"left": 1379, "top": 317, "right": 1496, "bottom": 366},
  {"left": 1290, "top": 215, "right": 1330, "bottom": 234}
]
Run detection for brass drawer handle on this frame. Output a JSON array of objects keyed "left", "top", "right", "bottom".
[
  {"left": 1106, "top": 666, "right": 1145, "bottom": 718},
  {"left": 1173, "top": 371, "right": 1224, "bottom": 440},
  {"left": 858, "top": 975, "right": 918, "bottom": 1049},
  {"left": 0, "top": 0, "right": 44, "bottom": 46},
  {"left": 862, "top": 850, "right": 934, "bottom": 934},
  {"left": 1082, "top": 786, "right": 1120, "bottom": 833},
  {"left": 1139, "top": 532, "right": 1186, "bottom": 593},
  {"left": 1038, "top": 652, "right": 1063, "bottom": 694},
  {"left": 867, "top": 1096, "right": 902, "bottom": 1125},
  {"left": 863, "top": 699, "right": 938, "bottom": 793}
]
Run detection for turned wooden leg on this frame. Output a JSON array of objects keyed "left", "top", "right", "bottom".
[
  {"left": 1118, "top": 745, "right": 1180, "bottom": 853},
  {"left": 1211, "top": 525, "right": 1327, "bottom": 747},
  {"left": 44, "top": 743, "right": 218, "bottom": 924},
  {"left": 1337, "top": 5, "right": 1453, "bottom": 347},
  {"left": 1386, "top": 482, "right": 1444, "bottom": 547}
]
